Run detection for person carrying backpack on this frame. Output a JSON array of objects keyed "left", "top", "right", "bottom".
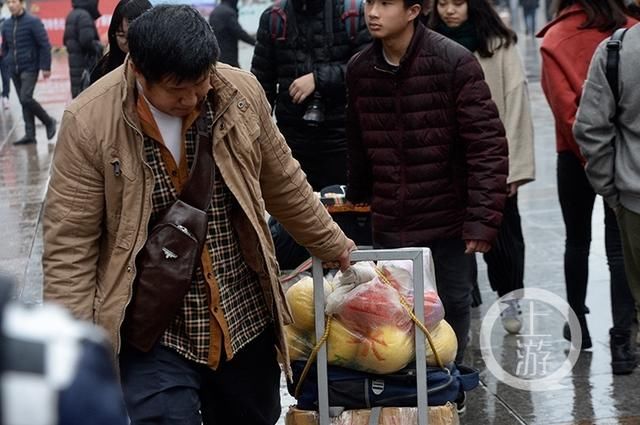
[
  {"left": 251, "top": 0, "right": 371, "bottom": 192},
  {"left": 574, "top": 22, "right": 640, "bottom": 375},
  {"left": 538, "top": 0, "right": 637, "bottom": 375}
]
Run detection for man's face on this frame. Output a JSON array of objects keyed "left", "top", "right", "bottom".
[
  {"left": 134, "top": 68, "right": 212, "bottom": 117},
  {"left": 437, "top": 0, "right": 468, "bottom": 28},
  {"left": 6, "top": 0, "right": 25, "bottom": 16},
  {"left": 364, "top": 0, "right": 420, "bottom": 40}
]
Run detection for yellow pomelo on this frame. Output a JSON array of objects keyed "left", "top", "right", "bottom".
[
  {"left": 425, "top": 320, "right": 458, "bottom": 366},
  {"left": 353, "top": 325, "right": 414, "bottom": 374},
  {"left": 286, "top": 277, "right": 332, "bottom": 331},
  {"left": 327, "top": 319, "right": 360, "bottom": 367}
]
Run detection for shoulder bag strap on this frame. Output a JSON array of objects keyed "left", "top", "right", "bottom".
[{"left": 178, "top": 101, "right": 215, "bottom": 212}]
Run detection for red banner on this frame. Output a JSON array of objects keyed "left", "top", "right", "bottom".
[{"left": 29, "top": 0, "right": 120, "bottom": 48}]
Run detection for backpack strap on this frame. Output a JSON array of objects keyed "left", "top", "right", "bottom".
[
  {"left": 605, "top": 27, "right": 628, "bottom": 107},
  {"left": 342, "top": 0, "right": 363, "bottom": 41},
  {"left": 270, "top": 0, "right": 362, "bottom": 42},
  {"left": 269, "top": 0, "right": 288, "bottom": 41}
]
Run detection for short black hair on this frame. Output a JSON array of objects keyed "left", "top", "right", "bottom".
[
  {"left": 403, "top": 0, "right": 422, "bottom": 9},
  {"left": 127, "top": 4, "right": 220, "bottom": 84}
]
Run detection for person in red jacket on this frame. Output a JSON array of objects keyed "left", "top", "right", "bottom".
[
  {"left": 538, "top": 0, "right": 637, "bottom": 375},
  {"left": 346, "top": 0, "right": 508, "bottom": 364}
]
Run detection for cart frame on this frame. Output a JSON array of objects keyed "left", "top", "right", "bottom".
[{"left": 312, "top": 248, "right": 430, "bottom": 425}]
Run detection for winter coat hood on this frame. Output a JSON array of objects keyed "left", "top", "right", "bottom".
[{"left": 72, "top": 0, "right": 100, "bottom": 20}]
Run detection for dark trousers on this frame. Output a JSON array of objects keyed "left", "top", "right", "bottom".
[
  {"left": 12, "top": 71, "right": 52, "bottom": 139},
  {"left": 428, "top": 239, "right": 476, "bottom": 363},
  {"left": 557, "top": 152, "right": 636, "bottom": 336},
  {"left": 119, "top": 328, "right": 282, "bottom": 425},
  {"left": 617, "top": 207, "right": 640, "bottom": 326},
  {"left": 0, "top": 57, "right": 9, "bottom": 98},
  {"left": 483, "top": 194, "right": 525, "bottom": 297}
]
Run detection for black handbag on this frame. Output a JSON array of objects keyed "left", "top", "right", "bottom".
[{"left": 122, "top": 103, "right": 214, "bottom": 352}]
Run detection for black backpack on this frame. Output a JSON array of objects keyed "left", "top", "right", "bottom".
[{"left": 269, "top": 0, "right": 364, "bottom": 41}]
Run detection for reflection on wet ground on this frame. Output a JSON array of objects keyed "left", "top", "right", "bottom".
[{"left": 1, "top": 18, "right": 638, "bottom": 423}]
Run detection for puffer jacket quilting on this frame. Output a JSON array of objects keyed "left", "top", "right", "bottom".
[
  {"left": 346, "top": 23, "right": 508, "bottom": 247},
  {"left": 64, "top": 0, "right": 101, "bottom": 97},
  {"left": 1, "top": 12, "right": 51, "bottom": 74},
  {"left": 251, "top": 0, "right": 370, "bottom": 133}
]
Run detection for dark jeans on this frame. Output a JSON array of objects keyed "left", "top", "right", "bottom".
[
  {"left": 12, "top": 71, "right": 53, "bottom": 139},
  {"left": 428, "top": 239, "right": 476, "bottom": 363},
  {"left": 483, "top": 194, "right": 525, "bottom": 297},
  {"left": 557, "top": 152, "right": 636, "bottom": 336},
  {"left": 0, "top": 57, "right": 9, "bottom": 98},
  {"left": 119, "top": 328, "right": 282, "bottom": 425}
]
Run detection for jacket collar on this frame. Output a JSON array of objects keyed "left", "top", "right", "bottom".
[
  {"left": 536, "top": 4, "right": 583, "bottom": 38},
  {"left": 372, "top": 21, "right": 426, "bottom": 74},
  {"left": 119, "top": 58, "right": 240, "bottom": 145}
]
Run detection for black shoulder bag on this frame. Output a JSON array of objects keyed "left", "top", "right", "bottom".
[{"left": 123, "top": 104, "right": 214, "bottom": 353}]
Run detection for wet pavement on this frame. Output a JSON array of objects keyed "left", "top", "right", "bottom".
[{"left": 2, "top": 12, "right": 640, "bottom": 424}]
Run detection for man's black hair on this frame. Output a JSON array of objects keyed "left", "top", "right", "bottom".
[{"left": 127, "top": 4, "right": 220, "bottom": 84}]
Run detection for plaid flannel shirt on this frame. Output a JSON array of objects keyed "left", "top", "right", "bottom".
[{"left": 142, "top": 98, "right": 271, "bottom": 367}]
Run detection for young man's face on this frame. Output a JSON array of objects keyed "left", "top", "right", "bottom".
[
  {"left": 364, "top": 0, "right": 420, "bottom": 40},
  {"left": 135, "top": 69, "right": 212, "bottom": 117},
  {"left": 6, "top": 0, "right": 25, "bottom": 16},
  {"left": 437, "top": 0, "right": 468, "bottom": 28}
]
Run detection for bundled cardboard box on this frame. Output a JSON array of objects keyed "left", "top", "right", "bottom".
[{"left": 285, "top": 404, "right": 459, "bottom": 425}]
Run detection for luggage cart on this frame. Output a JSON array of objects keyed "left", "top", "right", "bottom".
[{"left": 311, "top": 248, "right": 430, "bottom": 425}]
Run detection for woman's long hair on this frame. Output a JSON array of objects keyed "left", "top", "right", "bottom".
[
  {"left": 105, "top": 0, "right": 153, "bottom": 71},
  {"left": 427, "top": 0, "right": 517, "bottom": 57},
  {"left": 550, "top": 0, "right": 628, "bottom": 31},
  {"left": 91, "top": 0, "right": 152, "bottom": 82}
]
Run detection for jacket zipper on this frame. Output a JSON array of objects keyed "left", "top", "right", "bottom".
[
  {"left": 117, "top": 111, "right": 151, "bottom": 355},
  {"left": 394, "top": 75, "right": 406, "bottom": 245},
  {"left": 12, "top": 18, "right": 17, "bottom": 74},
  {"left": 373, "top": 63, "right": 405, "bottom": 242}
]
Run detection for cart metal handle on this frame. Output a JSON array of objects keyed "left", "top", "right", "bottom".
[{"left": 312, "top": 248, "right": 429, "bottom": 425}]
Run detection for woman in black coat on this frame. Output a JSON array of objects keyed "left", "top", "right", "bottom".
[
  {"left": 89, "top": 0, "right": 152, "bottom": 83},
  {"left": 64, "top": 0, "right": 103, "bottom": 98}
]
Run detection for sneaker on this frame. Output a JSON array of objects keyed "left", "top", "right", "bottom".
[
  {"left": 46, "top": 118, "right": 57, "bottom": 140},
  {"left": 2, "top": 96, "right": 9, "bottom": 110},
  {"left": 563, "top": 316, "right": 592, "bottom": 350},
  {"left": 500, "top": 299, "right": 522, "bottom": 334},
  {"left": 610, "top": 332, "right": 638, "bottom": 375},
  {"left": 13, "top": 136, "right": 36, "bottom": 145}
]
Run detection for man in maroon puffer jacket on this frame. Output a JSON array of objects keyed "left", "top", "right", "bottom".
[{"left": 346, "top": 0, "right": 508, "bottom": 362}]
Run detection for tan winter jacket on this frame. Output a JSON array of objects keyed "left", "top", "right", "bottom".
[
  {"left": 42, "top": 60, "right": 350, "bottom": 372},
  {"left": 477, "top": 40, "right": 535, "bottom": 186}
]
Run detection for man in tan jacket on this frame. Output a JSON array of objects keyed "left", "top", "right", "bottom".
[{"left": 42, "top": 5, "right": 354, "bottom": 424}]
